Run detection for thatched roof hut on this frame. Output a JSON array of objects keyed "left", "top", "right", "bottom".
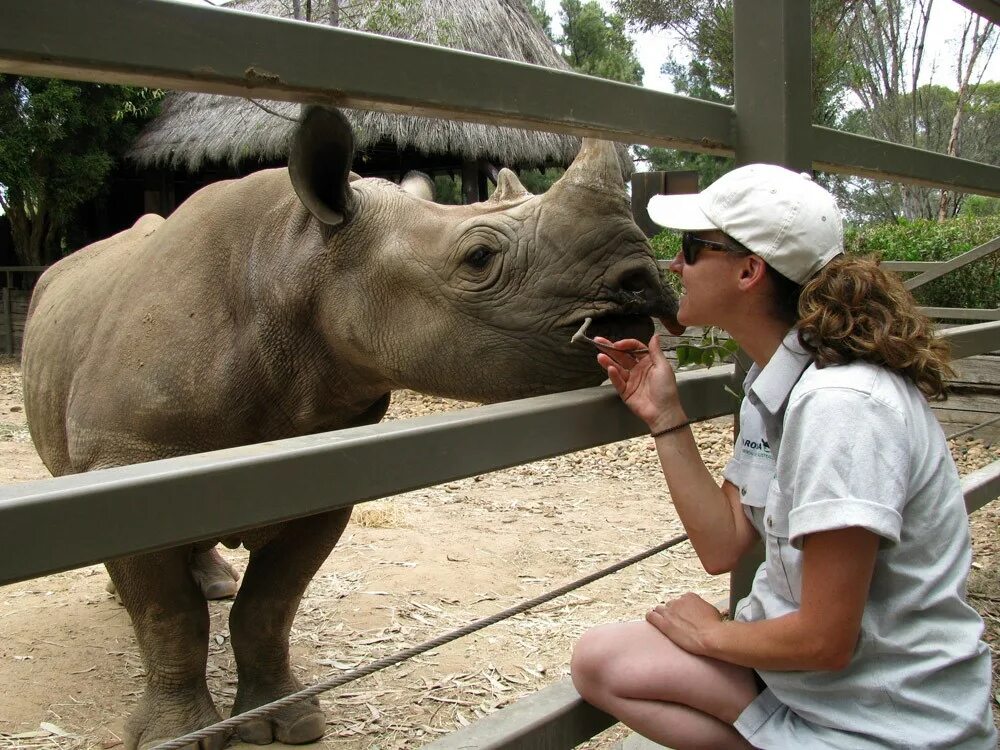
[{"left": 129, "top": 0, "right": 590, "bottom": 185}]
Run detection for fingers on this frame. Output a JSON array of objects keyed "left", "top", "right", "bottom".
[{"left": 593, "top": 337, "right": 642, "bottom": 370}]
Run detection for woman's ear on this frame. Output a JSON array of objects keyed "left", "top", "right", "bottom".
[{"left": 737, "top": 255, "right": 769, "bottom": 292}]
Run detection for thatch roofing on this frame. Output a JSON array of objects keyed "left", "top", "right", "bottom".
[{"left": 129, "top": 0, "right": 589, "bottom": 172}]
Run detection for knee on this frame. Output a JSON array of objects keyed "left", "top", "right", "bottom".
[{"left": 571, "top": 624, "right": 622, "bottom": 704}]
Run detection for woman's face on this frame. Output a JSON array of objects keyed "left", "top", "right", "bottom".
[{"left": 667, "top": 230, "right": 746, "bottom": 328}]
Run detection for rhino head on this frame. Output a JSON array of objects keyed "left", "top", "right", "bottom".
[{"left": 288, "top": 106, "right": 681, "bottom": 404}]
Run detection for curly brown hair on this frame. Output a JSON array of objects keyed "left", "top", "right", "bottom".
[{"left": 787, "top": 255, "right": 954, "bottom": 401}]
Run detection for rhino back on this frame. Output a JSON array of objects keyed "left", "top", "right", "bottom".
[{"left": 23, "top": 170, "right": 307, "bottom": 474}]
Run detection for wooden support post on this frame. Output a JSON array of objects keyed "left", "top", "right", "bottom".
[
  {"left": 630, "top": 170, "right": 699, "bottom": 237},
  {"left": 461, "top": 159, "right": 480, "bottom": 204},
  {"left": 3, "top": 287, "right": 13, "bottom": 356}
]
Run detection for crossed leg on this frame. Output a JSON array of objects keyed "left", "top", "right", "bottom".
[{"left": 571, "top": 620, "right": 759, "bottom": 750}]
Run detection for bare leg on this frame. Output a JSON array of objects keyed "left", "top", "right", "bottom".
[
  {"left": 228, "top": 507, "right": 353, "bottom": 744},
  {"left": 572, "top": 620, "right": 759, "bottom": 750},
  {"left": 107, "top": 548, "right": 227, "bottom": 750}
]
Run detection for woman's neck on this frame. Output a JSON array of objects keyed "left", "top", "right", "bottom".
[{"left": 726, "top": 315, "right": 794, "bottom": 369}]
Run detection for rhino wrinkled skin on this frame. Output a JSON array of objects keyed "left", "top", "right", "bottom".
[{"left": 21, "top": 107, "right": 680, "bottom": 749}]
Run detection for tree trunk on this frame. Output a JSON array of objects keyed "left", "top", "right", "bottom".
[
  {"left": 937, "top": 12, "right": 994, "bottom": 221},
  {"left": 329, "top": 0, "right": 339, "bottom": 26},
  {"left": 6, "top": 204, "right": 51, "bottom": 267},
  {"left": 291, "top": 0, "right": 301, "bottom": 19}
]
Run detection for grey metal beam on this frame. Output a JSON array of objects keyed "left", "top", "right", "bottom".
[
  {"left": 881, "top": 261, "right": 939, "bottom": 273},
  {"left": 919, "top": 308, "right": 1000, "bottom": 322},
  {"left": 940, "top": 320, "right": 1000, "bottom": 359},
  {"left": 904, "top": 237, "right": 1000, "bottom": 290},
  {"left": 953, "top": 0, "right": 1000, "bottom": 24},
  {"left": 0, "top": 0, "right": 734, "bottom": 154},
  {"left": 0, "top": 368, "right": 736, "bottom": 587},
  {"left": 964, "top": 460, "right": 1000, "bottom": 514},
  {"left": 732, "top": 0, "right": 812, "bottom": 170},
  {"left": 813, "top": 127, "right": 1000, "bottom": 198},
  {"left": 423, "top": 679, "right": 615, "bottom": 750}
]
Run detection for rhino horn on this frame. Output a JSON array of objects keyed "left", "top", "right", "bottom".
[
  {"left": 555, "top": 138, "right": 626, "bottom": 193},
  {"left": 487, "top": 169, "right": 532, "bottom": 203}
]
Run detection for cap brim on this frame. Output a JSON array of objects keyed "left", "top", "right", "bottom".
[{"left": 646, "top": 194, "right": 717, "bottom": 232}]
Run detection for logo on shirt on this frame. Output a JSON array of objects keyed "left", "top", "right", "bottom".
[{"left": 741, "top": 437, "right": 771, "bottom": 461}]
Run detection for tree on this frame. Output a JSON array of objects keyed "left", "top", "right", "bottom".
[
  {"left": 0, "top": 77, "right": 161, "bottom": 266},
  {"left": 614, "top": 0, "right": 856, "bottom": 190},
  {"left": 524, "top": 0, "right": 555, "bottom": 41},
  {"left": 839, "top": 1, "right": 997, "bottom": 220},
  {"left": 557, "top": 0, "right": 644, "bottom": 85}
]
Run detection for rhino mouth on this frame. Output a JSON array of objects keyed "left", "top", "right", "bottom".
[{"left": 581, "top": 312, "right": 655, "bottom": 344}]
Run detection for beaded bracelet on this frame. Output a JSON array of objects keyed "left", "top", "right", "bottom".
[{"left": 650, "top": 420, "right": 691, "bottom": 439}]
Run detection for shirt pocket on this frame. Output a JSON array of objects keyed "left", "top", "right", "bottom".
[
  {"left": 736, "top": 463, "right": 773, "bottom": 536},
  {"left": 763, "top": 477, "right": 802, "bottom": 604}
]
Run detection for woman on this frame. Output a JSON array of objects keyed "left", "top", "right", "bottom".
[{"left": 571, "top": 164, "right": 996, "bottom": 749}]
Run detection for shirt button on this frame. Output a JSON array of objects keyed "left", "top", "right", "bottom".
[
  {"left": 767, "top": 516, "right": 773, "bottom": 528},
  {"left": 741, "top": 487, "right": 747, "bottom": 496}
]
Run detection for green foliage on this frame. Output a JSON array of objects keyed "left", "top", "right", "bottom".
[
  {"left": 433, "top": 174, "right": 463, "bottom": 204},
  {"left": 517, "top": 167, "right": 564, "bottom": 194},
  {"left": 558, "top": 0, "right": 643, "bottom": 85},
  {"left": 649, "top": 230, "right": 679, "bottom": 261},
  {"left": 362, "top": 0, "right": 422, "bottom": 36},
  {"left": 845, "top": 216, "right": 1000, "bottom": 311},
  {"left": 615, "top": 0, "right": 852, "bottom": 126},
  {"left": 960, "top": 196, "right": 1000, "bottom": 219},
  {"left": 0, "top": 76, "right": 162, "bottom": 265},
  {"left": 676, "top": 329, "right": 740, "bottom": 370},
  {"left": 523, "top": 0, "right": 555, "bottom": 40}
]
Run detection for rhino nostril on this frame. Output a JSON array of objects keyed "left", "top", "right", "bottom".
[{"left": 616, "top": 268, "right": 655, "bottom": 295}]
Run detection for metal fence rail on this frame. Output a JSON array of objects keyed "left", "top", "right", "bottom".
[
  {"left": 3, "top": 1, "right": 1000, "bottom": 196},
  {"left": 0, "top": 367, "right": 736, "bottom": 586},
  {"left": 1, "top": 0, "right": 999, "bottom": 747}
]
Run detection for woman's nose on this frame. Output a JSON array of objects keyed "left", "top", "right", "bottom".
[{"left": 668, "top": 251, "right": 684, "bottom": 275}]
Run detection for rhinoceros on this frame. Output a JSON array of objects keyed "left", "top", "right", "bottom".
[{"left": 21, "top": 106, "right": 681, "bottom": 749}]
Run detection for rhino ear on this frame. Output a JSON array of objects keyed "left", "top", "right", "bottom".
[
  {"left": 288, "top": 106, "right": 357, "bottom": 227},
  {"left": 488, "top": 168, "right": 532, "bottom": 203},
  {"left": 400, "top": 170, "right": 435, "bottom": 201}
]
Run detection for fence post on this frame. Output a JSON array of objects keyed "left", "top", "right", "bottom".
[
  {"left": 2, "top": 286, "right": 12, "bottom": 356},
  {"left": 727, "top": 0, "right": 813, "bottom": 612}
]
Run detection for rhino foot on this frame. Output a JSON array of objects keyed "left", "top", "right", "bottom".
[
  {"left": 128, "top": 685, "right": 228, "bottom": 750},
  {"left": 232, "top": 689, "right": 324, "bottom": 745},
  {"left": 106, "top": 548, "right": 239, "bottom": 603},
  {"left": 189, "top": 547, "right": 239, "bottom": 600}
]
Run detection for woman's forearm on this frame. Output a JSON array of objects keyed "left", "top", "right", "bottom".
[
  {"left": 654, "top": 428, "right": 756, "bottom": 574},
  {"left": 701, "top": 613, "right": 855, "bottom": 672}
]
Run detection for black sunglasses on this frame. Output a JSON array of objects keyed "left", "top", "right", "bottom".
[{"left": 681, "top": 232, "right": 745, "bottom": 265}]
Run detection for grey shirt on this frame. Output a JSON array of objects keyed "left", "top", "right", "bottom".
[{"left": 724, "top": 330, "right": 996, "bottom": 749}]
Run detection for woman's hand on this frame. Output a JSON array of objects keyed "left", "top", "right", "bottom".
[
  {"left": 646, "top": 593, "right": 724, "bottom": 656},
  {"left": 595, "top": 333, "right": 687, "bottom": 432}
]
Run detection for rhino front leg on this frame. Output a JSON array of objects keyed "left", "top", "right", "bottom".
[
  {"left": 229, "top": 507, "right": 353, "bottom": 745},
  {"left": 107, "top": 547, "right": 226, "bottom": 750}
]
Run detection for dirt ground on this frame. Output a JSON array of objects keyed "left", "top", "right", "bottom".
[{"left": 0, "top": 358, "right": 998, "bottom": 750}]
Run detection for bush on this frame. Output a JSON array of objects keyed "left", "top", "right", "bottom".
[
  {"left": 846, "top": 216, "right": 1000, "bottom": 311},
  {"left": 651, "top": 219, "right": 999, "bottom": 311}
]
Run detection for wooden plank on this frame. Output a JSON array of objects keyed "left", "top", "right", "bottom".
[{"left": 905, "top": 237, "right": 1000, "bottom": 291}]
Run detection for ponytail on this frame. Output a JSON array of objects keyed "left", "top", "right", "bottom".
[{"left": 783, "top": 255, "right": 954, "bottom": 401}]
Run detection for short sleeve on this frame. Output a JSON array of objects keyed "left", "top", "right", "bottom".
[{"left": 779, "top": 387, "right": 910, "bottom": 549}]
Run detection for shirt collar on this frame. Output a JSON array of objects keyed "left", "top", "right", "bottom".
[{"left": 744, "top": 328, "right": 813, "bottom": 415}]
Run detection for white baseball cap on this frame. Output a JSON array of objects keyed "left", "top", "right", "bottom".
[{"left": 646, "top": 163, "right": 844, "bottom": 284}]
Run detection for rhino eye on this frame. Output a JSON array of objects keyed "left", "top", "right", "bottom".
[{"left": 464, "top": 246, "right": 494, "bottom": 269}]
